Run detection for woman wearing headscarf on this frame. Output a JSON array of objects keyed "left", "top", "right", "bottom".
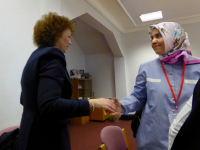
[{"left": 110, "top": 22, "right": 200, "bottom": 150}]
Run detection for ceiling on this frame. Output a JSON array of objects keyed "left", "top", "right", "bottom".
[
  {"left": 86, "top": 0, "right": 200, "bottom": 33},
  {"left": 72, "top": 0, "right": 200, "bottom": 56}
]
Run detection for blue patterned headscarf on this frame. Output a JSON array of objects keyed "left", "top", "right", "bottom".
[{"left": 149, "top": 22, "right": 200, "bottom": 64}]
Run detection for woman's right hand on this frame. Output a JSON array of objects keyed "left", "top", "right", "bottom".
[
  {"left": 89, "top": 98, "right": 118, "bottom": 113},
  {"left": 109, "top": 98, "right": 122, "bottom": 121}
]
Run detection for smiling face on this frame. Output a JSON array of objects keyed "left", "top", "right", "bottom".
[
  {"left": 151, "top": 28, "right": 165, "bottom": 55},
  {"left": 55, "top": 29, "right": 72, "bottom": 53}
]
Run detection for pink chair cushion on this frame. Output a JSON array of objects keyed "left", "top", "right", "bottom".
[
  {"left": 100, "top": 126, "right": 128, "bottom": 150},
  {"left": 0, "top": 126, "right": 20, "bottom": 136}
]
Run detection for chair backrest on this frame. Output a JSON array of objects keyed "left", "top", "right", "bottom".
[
  {"left": 100, "top": 126, "right": 129, "bottom": 150},
  {"left": 0, "top": 126, "right": 20, "bottom": 136}
]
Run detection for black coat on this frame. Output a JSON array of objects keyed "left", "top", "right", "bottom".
[
  {"left": 171, "top": 79, "right": 200, "bottom": 150},
  {"left": 16, "top": 46, "right": 90, "bottom": 150}
]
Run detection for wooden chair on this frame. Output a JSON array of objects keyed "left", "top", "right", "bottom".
[{"left": 98, "top": 126, "right": 131, "bottom": 150}]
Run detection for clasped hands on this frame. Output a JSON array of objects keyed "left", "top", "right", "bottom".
[{"left": 89, "top": 98, "right": 122, "bottom": 121}]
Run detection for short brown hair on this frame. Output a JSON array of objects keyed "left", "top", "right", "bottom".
[{"left": 33, "top": 12, "right": 75, "bottom": 47}]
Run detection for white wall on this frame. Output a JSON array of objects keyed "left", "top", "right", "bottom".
[
  {"left": 85, "top": 53, "right": 116, "bottom": 99},
  {"left": 3, "top": 0, "right": 199, "bottom": 131},
  {"left": 61, "top": 0, "right": 127, "bottom": 100},
  {"left": 114, "top": 57, "right": 128, "bottom": 100},
  {"left": 0, "top": 0, "right": 65, "bottom": 131},
  {"left": 0, "top": 0, "right": 43, "bottom": 130},
  {"left": 65, "top": 37, "right": 85, "bottom": 73},
  {"left": 66, "top": 38, "right": 116, "bottom": 101},
  {"left": 181, "top": 22, "right": 200, "bottom": 57},
  {"left": 61, "top": 0, "right": 124, "bottom": 54},
  {"left": 124, "top": 22, "right": 200, "bottom": 95},
  {"left": 0, "top": 0, "right": 124, "bottom": 130}
]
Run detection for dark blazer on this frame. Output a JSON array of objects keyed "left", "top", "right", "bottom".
[
  {"left": 171, "top": 79, "right": 200, "bottom": 150},
  {"left": 16, "top": 46, "right": 90, "bottom": 150}
]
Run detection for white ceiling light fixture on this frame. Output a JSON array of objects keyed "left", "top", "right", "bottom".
[{"left": 140, "top": 11, "right": 163, "bottom": 22}]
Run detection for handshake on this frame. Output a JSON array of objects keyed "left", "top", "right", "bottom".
[{"left": 88, "top": 98, "right": 122, "bottom": 121}]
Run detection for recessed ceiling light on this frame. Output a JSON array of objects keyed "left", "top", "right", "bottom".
[{"left": 140, "top": 11, "right": 163, "bottom": 22}]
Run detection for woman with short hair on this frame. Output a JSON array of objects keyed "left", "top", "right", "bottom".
[{"left": 16, "top": 12, "right": 117, "bottom": 150}]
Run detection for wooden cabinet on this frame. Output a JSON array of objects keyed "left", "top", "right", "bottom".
[
  {"left": 70, "top": 79, "right": 92, "bottom": 125},
  {"left": 90, "top": 108, "right": 109, "bottom": 121},
  {"left": 70, "top": 116, "right": 90, "bottom": 125},
  {"left": 70, "top": 78, "right": 92, "bottom": 100}
]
